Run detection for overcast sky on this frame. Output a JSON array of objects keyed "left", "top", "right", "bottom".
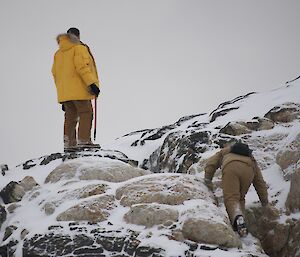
[{"left": 1, "top": 0, "right": 300, "bottom": 166}]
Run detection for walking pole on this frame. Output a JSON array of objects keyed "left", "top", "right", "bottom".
[{"left": 93, "top": 97, "right": 97, "bottom": 141}]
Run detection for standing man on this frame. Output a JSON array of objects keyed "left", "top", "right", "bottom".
[
  {"left": 52, "top": 28, "right": 100, "bottom": 152},
  {"left": 204, "top": 142, "right": 269, "bottom": 236}
]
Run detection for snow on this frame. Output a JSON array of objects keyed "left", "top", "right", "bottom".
[{"left": 0, "top": 81, "right": 299, "bottom": 256}]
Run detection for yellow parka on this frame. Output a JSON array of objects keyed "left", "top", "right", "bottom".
[{"left": 52, "top": 34, "right": 99, "bottom": 103}]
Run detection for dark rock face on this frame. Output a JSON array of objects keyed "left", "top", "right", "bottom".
[
  {"left": 142, "top": 131, "right": 211, "bottom": 173},
  {"left": 18, "top": 150, "right": 138, "bottom": 171},
  {"left": 128, "top": 114, "right": 206, "bottom": 147},
  {"left": 209, "top": 92, "right": 256, "bottom": 122},
  {"left": 0, "top": 205, "right": 6, "bottom": 229},
  {"left": 21, "top": 228, "right": 166, "bottom": 257}
]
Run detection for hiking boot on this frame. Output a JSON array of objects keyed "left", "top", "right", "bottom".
[
  {"left": 64, "top": 146, "right": 78, "bottom": 153},
  {"left": 76, "top": 143, "right": 101, "bottom": 150},
  {"left": 233, "top": 215, "right": 248, "bottom": 237}
]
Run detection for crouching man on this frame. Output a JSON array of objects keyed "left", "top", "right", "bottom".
[{"left": 204, "top": 142, "right": 269, "bottom": 237}]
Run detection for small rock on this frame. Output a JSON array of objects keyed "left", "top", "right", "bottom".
[
  {"left": 3, "top": 225, "right": 17, "bottom": 241},
  {"left": 7, "top": 203, "right": 21, "bottom": 214},
  {"left": 44, "top": 202, "right": 56, "bottom": 215},
  {"left": 19, "top": 176, "right": 39, "bottom": 191},
  {"left": 21, "top": 229, "right": 29, "bottom": 240},
  {"left": 0, "top": 205, "right": 7, "bottom": 228},
  {"left": 1, "top": 164, "right": 8, "bottom": 176}
]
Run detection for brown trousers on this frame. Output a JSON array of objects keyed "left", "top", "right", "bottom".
[
  {"left": 222, "top": 161, "right": 254, "bottom": 224},
  {"left": 63, "top": 100, "right": 93, "bottom": 147}
]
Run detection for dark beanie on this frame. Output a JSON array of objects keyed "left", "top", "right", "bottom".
[
  {"left": 231, "top": 142, "right": 253, "bottom": 157},
  {"left": 67, "top": 27, "right": 80, "bottom": 37}
]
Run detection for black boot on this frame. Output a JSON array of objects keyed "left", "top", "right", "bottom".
[{"left": 233, "top": 215, "right": 248, "bottom": 237}]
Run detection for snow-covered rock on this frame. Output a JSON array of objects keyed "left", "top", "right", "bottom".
[
  {"left": 45, "top": 158, "right": 149, "bottom": 183},
  {"left": 124, "top": 203, "right": 179, "bottom": 228},
  {"left": 116, "top": 174, "right": 215, "bottom": 206},
  {"left": 276, "top": 132, "right": 300, "bottom": 179},
  {"left": 56, "top": 195, "right": 116, "bottom": 222}
]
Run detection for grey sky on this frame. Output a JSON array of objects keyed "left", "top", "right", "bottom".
[{"left": 1, "top": 0, "right": 300, "bottom": 166}]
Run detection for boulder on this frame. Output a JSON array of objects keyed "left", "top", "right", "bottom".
[
  {"left": 181, "top": 201, "right": 241, "bottom": 248},
  {"left": 124, "top": 203, "right": 179, "bottom": 228},
  {"left": 116, "top": 174, "right": 215, "bottom": 207},
  {"left": 278, "top": 219, "right": 300, "bottom": 257},
  {"left": 182, "top": 218, "right": 241, "bottom": 248},
  {"left": 264, "top": 102, "right": 300, "bottom": 123},
  {"left": 276, "top": 132, "right": 300, "bottom": 179},
  {"left": 43, "top": 184, "right": 108, "bottom": 215},
  {"left": 19, "top": 176, "right": 39, "bottom": 191},
  {"left": 56, "top": 195, "right": 116, "bottom": 222},
  {"left": 220, "top": 121, "right": 251, "bottom": 136},
  {"left": 45, "top": 158, "right": 149, "bottom": 183},
  {"left": 285, "top": 170, "right": 300, "bottom": 213},
  {"left": 246, "top": 206, "right": 289, "bottom": 256},
  {"left": 0, "top": 181, "right": 25, "bottom": 204},
  {"left": 246, "top": 117, "right": 274, "bottom": 131}
]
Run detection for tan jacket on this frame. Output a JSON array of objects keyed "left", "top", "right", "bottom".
[{"left": 204, "top": 147, "right": 268, "bottom": 205}]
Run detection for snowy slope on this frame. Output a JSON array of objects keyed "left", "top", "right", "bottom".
[{"left": 0, "top": 80, "right": 299, "bottom": 257}]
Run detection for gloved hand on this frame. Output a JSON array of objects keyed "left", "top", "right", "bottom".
[
  {"left": 61, "top": 104, "right": 65, "bottom": 112},
  {"left": 89, "top": 84, "right": 100, "bottom": 97},
  {"left": 204, "top": 178, "right": 214, "bottom": 191}
]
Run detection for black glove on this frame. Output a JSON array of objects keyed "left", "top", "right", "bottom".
[
  {"left": 61, "top": 104, "right": 65, "bottom": 112},
  {"left": 89, "top": 84, "right": 100, "bottom": 97}
]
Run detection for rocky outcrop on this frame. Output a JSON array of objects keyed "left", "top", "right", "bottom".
[
  {"left": 45, "top": 158, "right": 149, "bottom": 183},
  {"left": 264, "top": 102, "right": 300, "bottom": 123},
  {"left": 124, "top": 203, "right": 179, "bottom": 228},
  {"left": 209, "top": 92, "right": 256, "bottom": 122},
  {"left": 245, "top": 205, "right": 294, "bottom": 257},
  {"left": 21, "top": 228, "right": 166, "bottom": 257},
  {"left": 142, "top": 130, "right": 212, "bottom": 173},
  {"left": 116, "top": 174, "right": 215, "bottom": 207},
  {"left": 19, "top": 150, "right": 138, "bottom": 170},
  {"left": 220, "top": 118, "right": 274, "bottom": 136},
  {"left": 285, "top": 170, "right": 300, "bottom": 213},
  {"left": 276, "top": 132, "right": 300, "bottom": 179},
  {"left": 56, "top": 195, "right": 116, "bottom": 222}
]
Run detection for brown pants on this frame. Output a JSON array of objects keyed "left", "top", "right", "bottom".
[
  {"left": 63, "top": 100, "right": 93, "bottom": 148},
  {"left": 222, "top": 161, "right": 254, "bottom": 224}
]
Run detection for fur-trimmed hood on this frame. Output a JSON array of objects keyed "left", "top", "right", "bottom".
[{"left": 56, "top": 33, "right": 80, "bottom": 51}]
